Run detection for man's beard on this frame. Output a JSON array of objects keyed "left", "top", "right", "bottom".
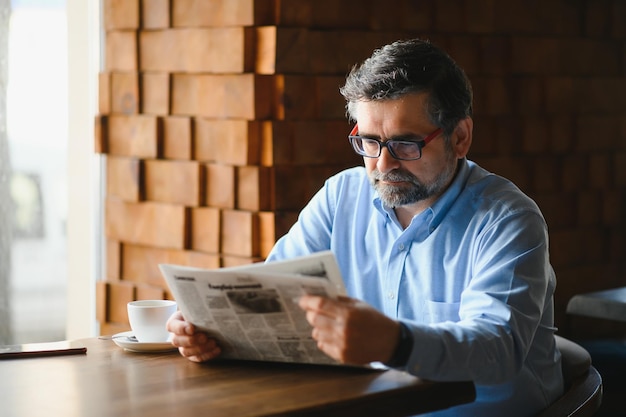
[{"left": 369, "top": 159, "right": 458, "bottom": 208}]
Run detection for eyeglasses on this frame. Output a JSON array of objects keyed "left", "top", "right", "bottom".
[{"left": 348, "top": 123, "right": 443, "bottom": 161}]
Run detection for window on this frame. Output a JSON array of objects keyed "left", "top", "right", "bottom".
[
  {"left": 0, "top": 0, "right": 100, "bottom": 344},
  {"left": 0, "top": 0, "right": 68, "bottom": 344}
]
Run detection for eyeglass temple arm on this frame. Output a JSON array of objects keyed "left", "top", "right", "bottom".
[{"left": 349, "top": 124, "right": 359, "bottom": 136}]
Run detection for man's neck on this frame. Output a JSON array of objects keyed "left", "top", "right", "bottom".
[{"left": 393, "top": 199, "right": 434, "bottom": 229}]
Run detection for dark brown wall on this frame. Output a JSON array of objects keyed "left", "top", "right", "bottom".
[{"left": 96, "top": 0, "right": 626, "bottom": 339}]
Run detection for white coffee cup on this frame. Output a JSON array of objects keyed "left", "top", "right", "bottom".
[{"left": 127, "top": 300, "right": 177, "bottom": 343}]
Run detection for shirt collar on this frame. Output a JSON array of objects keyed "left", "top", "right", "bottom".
[{"left": 428, "top": 158, "right": 471, "bottom": 231}]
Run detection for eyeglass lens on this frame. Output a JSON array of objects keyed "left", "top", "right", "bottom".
[{"left": 353, "top": 137, "right": 422, "bottom": 160}]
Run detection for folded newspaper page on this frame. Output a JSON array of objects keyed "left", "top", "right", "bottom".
[{"left": 160, "top": 251, "right": 349, "bottom": 365}]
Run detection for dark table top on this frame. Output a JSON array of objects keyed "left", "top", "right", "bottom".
[{"left": 0, "top": 337, "right": 475, "bottom": 417}]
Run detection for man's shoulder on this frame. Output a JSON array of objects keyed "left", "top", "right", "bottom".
[{"left": 464, "top": 160, "right": 541, "bottom": 215}]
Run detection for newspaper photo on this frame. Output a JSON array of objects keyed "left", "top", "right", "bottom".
[{"left": 159, "top": 251, "right": 349, "bottom": 365}]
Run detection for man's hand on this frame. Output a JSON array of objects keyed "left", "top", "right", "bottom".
[
  {"left": 166, "top": 310, "right": 222, "bottom": 363},
  {"left": 298, "top": 295, "right": 401, "bottom": 365}
]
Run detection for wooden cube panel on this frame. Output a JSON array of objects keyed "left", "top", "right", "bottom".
[
  {"left": 274, "top": 0, "right": 312, "bottom": 26},
  {"left": 221, "top": 209, "right": 259, "bottom": 257},
  {"left": 122, "top": 244, "right": 220, "bottom": 286},
  {"left": 291, "top": 121, "right": 341, "bottom": 165},
  {"left": 99, "top": 72, "right": 111, "bottom": 114},
  {"left": 185, "top": 251, "right": 222, "bottom": 270},
  {"left": 105, "top": 31, "right": 138, "bottom": 72},
  {"left": 163, "top": 116, "right": 193, "bottom": 160},
  {"left": 106, "top": 156, "right": 142, "bottom": 201},
  {"left": 142, "top": 0, "right": 170, "bottom": 29},
  {"left": 106, "top": 199, "right": 188, "bottom": 249},
  {"left": 108, "top": 280, "right": 135, "bottom": 323},
  {"left": 259, "top": 211, "right": 298, "bottom": 258},
  {"left": 273, "top": 75, "right": 316, "bottom": 120},
  {"left": 94, "top": 115, "right": 108, "bottom": 154},
  {"left": 307, "top": 30, "right": 400, "bottom": 74},
  {"left": 100, "top": 322, "right": 131, "bottom": 336},
  {"left": 311, "top": 0, "right": 369, "bottom": 29},
  {"left": 96, "top": 280, "right": 108, "bottom": 323},
  {"left": 255, "top": 26, "right": 308, "bottom": 75},
  {"left": 172, "top": 0, "right": 275, "bottom": 27},
  {"left": 272, "top": 165, "right": 343, "bottom": 210},
  {"left": 194, "top": 119, "right": 260, "bottom": 165},
  {"left": 255, "top": 28, "right": 400, "bottom": 75},
  {"left": 122, "top": 244, "right": 174, "bottom": 286},
  {"left": 315, "top": 76, "right": 347, "bottom": 119},
  {"left": 221, "top": 255, "right": 264, "bottom": 267},
  {"left": 107, "top": 115, "right": 161, "bottom": 158},
  {"left": 171, "top": 75, "right": 346, "bottom": 120},
  {"left": 191, "top": 207, "right": 221, "bottom": 253},
  {"left": 141, "top": 72, "right": 170, "bottom": 115},
  {"left": 307, "top": 165, "right": 343, "bottom": 200},
  {"left": 322, "top": 121, "right": 362, "bottom": 165},
  {"left": 135, "top": 284, "right": 166, "bottom": 300},
  {"left": 259, "top": 121, "right": 291, "bottom": 166},
  {"left": 111, "top": 72, "right": 140, "bottom": 114},
  {"left": 282, "top": 0, "right": 366, "bottom": 28},
  {"left": 171, "top": 74, "right": 273, "bottom": 119},
  {"left": 274, "top": 0, "right": 414, "bottom": 30},
  {"left": 260, "top": 121, "right": 357, "bottom": 166},
  {"left": 106, "top": 239, "right": 122, "bottom": 280},
  {"left": 104, "top": 0, "right": 140, "bottom": 30},
  {"left": 205, "top": 163, "right": 236, "bottom": 208},
  {"left": 140, "top": 28, "right": 253, "bottom": 73},
  {"left": 271, "top": 166, "right": 309, "bottom": 211},
  {"left": 144, "top": 159, "right": 204, "bottom": 206},
  {"left": 236, "top": 165, "right": 272, "bottom": 211}
]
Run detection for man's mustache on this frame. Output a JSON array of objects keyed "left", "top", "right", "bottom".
[{"left": 371, "top": 169, "right": 419, "bottom": 185}]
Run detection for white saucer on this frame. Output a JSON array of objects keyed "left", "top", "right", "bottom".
[{"left": 112, "top": 331, "right": 177, "bottom": 353}]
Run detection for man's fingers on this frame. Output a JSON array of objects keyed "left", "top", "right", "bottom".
[
  {"left": 178, "top": 342, "right": 222, "bottom": 363},
  {"left": 299, "top": 294, "right": 354, "bottom": 315},
  {"left": 306, "top": 307, "right": 340, "bottom": 330},
  {"left": 298, "top": 294, "right": 327, "bottom": 312},
  {"left": 164, "top": 309, "right": 223, "bottom": 363},
  {"left": 174, "top": 333, "right": 222, "bottom": 362},
  {"left": 166, "top": 310, "right": 195, "bottom": 336}
]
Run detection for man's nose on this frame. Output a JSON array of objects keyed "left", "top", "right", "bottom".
[{"left": 376, "top": 146, "right": 401, "bottom": 173}]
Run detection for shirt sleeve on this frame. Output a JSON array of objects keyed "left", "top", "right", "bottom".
[
  {"left": 266, "top": 177, "right": 336, "bottom": 262},
  {"left": 401, "top": 209, "right": 556, "bottom": 385}
]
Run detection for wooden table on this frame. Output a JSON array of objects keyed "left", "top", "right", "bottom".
[
  {"left": 566, "top": 286, "right": 626, "bottom": 323},
  {"left": 0, "top": 337, "right": 475, "bottom": 417}
]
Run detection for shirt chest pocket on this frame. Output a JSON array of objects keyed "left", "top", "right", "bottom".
[{"left": 423, "top": 300, "right": 461, "bottom": 323}]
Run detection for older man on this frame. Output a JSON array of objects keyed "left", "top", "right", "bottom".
[{"left": 168, "top": 38, "right": 563, "bottom": 416}]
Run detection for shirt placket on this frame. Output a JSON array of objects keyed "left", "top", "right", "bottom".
[{"left": 382, "top": 212, "right": 433, "bottom": 318}]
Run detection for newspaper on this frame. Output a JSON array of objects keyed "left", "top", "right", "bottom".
[{"left": 159, "top": 251, "right": 348, "bottom": 365}]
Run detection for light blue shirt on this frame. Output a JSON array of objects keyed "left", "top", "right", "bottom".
[{"left": 267, "top": 159, "right": 564, "bottom": 416}]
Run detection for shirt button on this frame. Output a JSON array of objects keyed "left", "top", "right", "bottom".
[
  {"left": 398, "top": 243, "right": 405, "bottom": 251},
  {"left": 388, "top": 292, "right": 395, "bottom": 299}
]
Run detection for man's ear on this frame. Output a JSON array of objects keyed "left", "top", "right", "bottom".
[{"left": 453, "top": 117, "right": 473, "bottom": 158}]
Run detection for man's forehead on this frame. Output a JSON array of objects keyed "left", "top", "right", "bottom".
[{"left": 354, "top": 94, "right": 432, "bottom": 132}]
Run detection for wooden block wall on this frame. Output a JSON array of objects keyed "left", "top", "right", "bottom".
[{"left": 96, "top": 0, "right": 626, "bottom": 339}]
